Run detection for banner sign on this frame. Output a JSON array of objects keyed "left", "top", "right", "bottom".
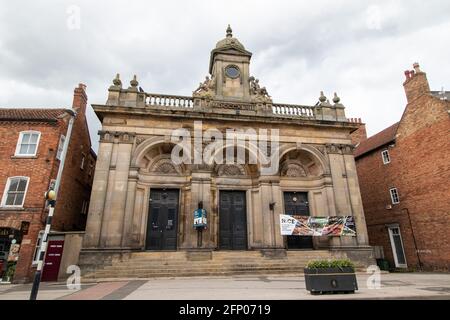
[{"left": 280, "top": 215, "right": 356, "bottom": 236}]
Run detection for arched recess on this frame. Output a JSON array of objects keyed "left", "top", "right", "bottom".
[
  {"left": 207, "top": 143, "right": 263, "bottom": 178},
  {"left": 131, "top": 136, "right": 189, "bottom": 171},
  {"left": 214, "top": 163, "right": 247, "bottom": 176},
  {"left": 145, "top": 154, "right": 185, "bottom": 175},
  {"left": 278, "top": 144, "right": 329, "bottom": 176}
]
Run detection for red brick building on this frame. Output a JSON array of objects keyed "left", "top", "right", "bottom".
[
  {"left": 0, "top": 84, "right": 96, "bottom": 282},
  {"left": 354, "top": 63, "right": 450, "bottom": 271}
]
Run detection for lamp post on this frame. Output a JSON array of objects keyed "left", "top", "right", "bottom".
[{"left": 29, "top": 109, "right": 76, "bottom": 300}]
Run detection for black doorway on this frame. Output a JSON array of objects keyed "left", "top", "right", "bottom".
[
  {"left": 219, "top": 190, "right": 247, "bottom": 250},
  {"left": 145, "top": 189, "right": 179, "bottom": 250},
  {"left": 283, "top": 192, "right": 314, "bottom": 249}
]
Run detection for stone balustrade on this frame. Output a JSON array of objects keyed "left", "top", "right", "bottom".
[
  {"left": 146, "top": 93, "right": 194, "bottom": 108},
  {"left": 144, "top": 93, "right": 322, "bottom": 120},
  {"left": 272, "top": 103, "right": 315, "bottom": 118}
]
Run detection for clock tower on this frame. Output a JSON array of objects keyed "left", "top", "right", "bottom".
[{"left": 208, "top": 25, "right": 253, "bottom": 101}]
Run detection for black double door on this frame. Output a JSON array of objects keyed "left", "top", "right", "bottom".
[
  {"left": 219, "top": 191, "right": 247, "bottom": 250},
  {"left": 284, "top": 192, "right": 314, "bottom": 249},
  {"left": 146, "top": 189, "right": 179, "bottom": 250}
]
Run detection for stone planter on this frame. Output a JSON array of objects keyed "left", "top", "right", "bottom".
[{"left": 304, "top": 267, "right": 358, "bottom": 294}]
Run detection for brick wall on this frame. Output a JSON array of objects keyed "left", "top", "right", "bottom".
[
  {"left": 0, "top": 120, "right": 64, "bottom": 282},
  {"left": 350, "top": 122, "right": 367, "bottom": 145},
  {"left": 355, "top": 66, "right": 450, "bottom": 271},
  {"left": 54, "top": 84, "right": 95, "bottom": 231},
  {"left": 0, "top": 84, "right": 96, "bottom": 282}
]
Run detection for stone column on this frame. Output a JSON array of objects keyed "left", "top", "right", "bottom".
[
  {"left": 270, "top": 181, "right": 284, "bottom": 248},
  {"left": 343, "top": 148, "right": 370, "bottom": 246},
  {"left": 326, "top": 144, "right": 352, "bottom": 248},
  {"left": 121, "top": 167, "right": 139, "bottom": 248},
  {"left": 190, "top": 170, "right": 213, "bottom": 249},
  {"left": 259, "top": 177, "right": 284, "bottom": 249},
  {"left": 83, "top": 132, "right": 114, "bottom": 248},
  {"left": 100, "top": 132, "right": 134, "bottom": 248}
]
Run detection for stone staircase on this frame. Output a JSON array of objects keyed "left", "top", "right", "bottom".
[{"left": 82, "top": 250, "right": 340, "bottom": 280}]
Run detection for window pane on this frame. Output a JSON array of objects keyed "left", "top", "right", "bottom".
[
  {"left": 17, "top": 179, "right": 27, "bottom": 191},
  {"left": 9, "top": 179, "right": 19, "bottom": 191},
  {"left": 393, "top": 234, "right": 406, "bottom": 264},
  {"left": 21, "top": 133, "right": 30, "bottom": 144},
  {"left": 19, "top": 144, "right": 29, "bottom": 154},
  {"left": 15, "top": 193, "right": 24, "bottom": 205},
  {"left": 28, "top": 144, "right": 37, "bottom": 154},
  {"left": 30, "top": 133, "right": 39, "bottom": 143},
  {"left": 5, "top": 194, "right": 15, "bottom": 205}
]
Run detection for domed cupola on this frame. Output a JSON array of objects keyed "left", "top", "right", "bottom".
[
  {"left": 208, "top": 25, "right": 253, "bottom": 101},
  {"left": 214, "top": 25, "right": 246, "bottom": 51}
]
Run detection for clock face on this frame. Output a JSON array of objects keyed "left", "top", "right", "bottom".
[{"left": 225, "top": 65, "right": 240, "bottom": 79}]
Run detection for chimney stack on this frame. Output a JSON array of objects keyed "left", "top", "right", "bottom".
[
  {"left": 72, "top": 83, "right": 88, "bottom": 115},
  {"left": 403, "top": 62, "right": 430, "bottom": 103}
]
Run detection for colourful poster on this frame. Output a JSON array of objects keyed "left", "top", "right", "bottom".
[
  {"left": 342, "top": 216, "right": 357, "bottom": 236},
  {"left": 279, "top": 215, "right": 356, "bottom": 237}
]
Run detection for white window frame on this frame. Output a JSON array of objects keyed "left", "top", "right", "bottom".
[
  {"left": 56, "top": 135, "right": 66, "bottom": 160},
  {"left": 14, "top": 131, "right": 41, "bottom": 157},
  {"left": 381, "top": 149, "right": 390, "bottom": 164},
  {"left": 1, "top": 176, "right": 30, "bottom": 208},
  {"left": 388, "top": 226, "right": 408, "bottom": 268},
  {"left": 389, "top": 188, "right": 400, "bottom": 204},
  {"left": 32, "top": 231, "right": 44, "bottom": 265}
]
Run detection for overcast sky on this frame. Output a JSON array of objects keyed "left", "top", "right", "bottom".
[{"left": 1, "top": 0, "right": 449, "bottom": 152}]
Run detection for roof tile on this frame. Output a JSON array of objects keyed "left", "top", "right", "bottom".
[{"left": 354, "top": 122, "right": 399, "bottom": 158}]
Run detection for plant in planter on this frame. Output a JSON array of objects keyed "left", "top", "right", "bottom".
[{"left": 304, "top": 259, "right": 358, "bottom": 295}]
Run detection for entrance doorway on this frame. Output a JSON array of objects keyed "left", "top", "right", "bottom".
[
  {"left": 145, "top": 189, "right": 179, "bottom": 250},
  {"left": 388, "top": 226, "right": 407, "bottom": 268},
  {"left": 283, "top": 192, "right": 314, "bottom": 249},
  {"left": 41, "top": 240, "right": 64, "bottom": 282},
  {"left": 219, "top": 190, "right": 247, "bottom": 250}
]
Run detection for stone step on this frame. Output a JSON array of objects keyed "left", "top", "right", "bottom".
[
  {"left": 84, "top": 271, "right": 306, "bottom": 279},
  {"left": 107, "top": 259, "right": 325, "bottom": 267},
  {"left": 88, "top": 267, "right": 309, "bottom": 277},
  {"left": 100, "top": 262, "right": 312, "bottom": 271},
  {"left": 83, "top": 250, "right": 341, "bottom": 280},
  {"left": 125, "top": 253, "right": 331, "bottom": 262}
]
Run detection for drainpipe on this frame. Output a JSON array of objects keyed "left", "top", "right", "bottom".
[
  {"left": 401, "top": 207, "right": 423, "bottom": 270},
  {"left": 29, "top": 109, "right": 76, "bottom": 300}
]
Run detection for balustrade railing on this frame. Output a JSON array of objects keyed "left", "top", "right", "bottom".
[
  {"left": 146, "top": 93, "right": 194, "bottom": 108},
  {"left": 145, "top": 93, "right": 317, "bottom": 118},
  {"left": 272, "top": 103, "right": 315, "bottom": 118}
]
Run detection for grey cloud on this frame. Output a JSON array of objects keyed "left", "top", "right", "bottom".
[{"left": 1, "top": 0, "right": 450, "bottom": 152}]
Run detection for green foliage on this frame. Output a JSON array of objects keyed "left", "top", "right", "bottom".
[
  {"left": 306, "top": 259, "right": 355, "bottom": 269},
  {"left": 5, "top": 262, "right": 16, "bottom": 280}
]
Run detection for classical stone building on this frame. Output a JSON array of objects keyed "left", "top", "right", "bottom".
[{"left": 80, "top": 27, "right": 374, "bottom": 276}]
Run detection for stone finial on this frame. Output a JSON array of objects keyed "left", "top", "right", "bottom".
[
  {"left": 130, "top": 75, "right": 139, "bottom": 88},
  {"left": 413, "top": 62, "right": 421, "bottom": 73},
  {"left": 333, "top": 92, "right": 340, "bottom": 104},
  {"left": 319, "top": 91, "right": 327, "bottom": 103},
  {"left": 226, "top": 24, "right": 233, "bottom": 38},
  {"left": 113, "top": 73, "right": 122, "bottom": 87}
]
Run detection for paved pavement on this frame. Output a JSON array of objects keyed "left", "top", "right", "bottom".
[{"left": 0, "top": 273, "right": 449, "bottom": 300}]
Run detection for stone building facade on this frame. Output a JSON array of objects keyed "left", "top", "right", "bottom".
[
  {"left": 81, "top": 27, "right": 374, "bottom": 272},
  {"left": 0, "top": 84, "right": 96, "bottom": 282},
  {"left": 354, "top": 64, "right": 450, "bottom": 271}
]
